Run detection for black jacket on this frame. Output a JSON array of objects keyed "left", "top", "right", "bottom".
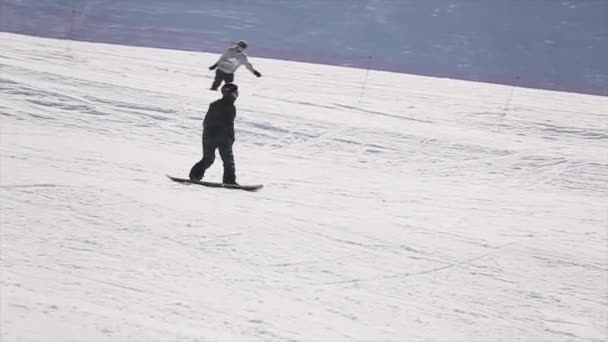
[{"left": 203, "top": 97, "right": 236, "bottom": 141}]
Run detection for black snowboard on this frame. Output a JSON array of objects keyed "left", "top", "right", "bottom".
[{"left": 167, "top": 175, "right": 263, "bottom": 191}]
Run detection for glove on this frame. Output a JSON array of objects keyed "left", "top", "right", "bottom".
[
  {"left": 209, "top": 64, "right": 217, "bottom": 70},
  {"left": 253, "top": 70, "right": 261, "bottom": 77}
]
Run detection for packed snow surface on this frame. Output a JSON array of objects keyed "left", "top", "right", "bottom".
[{"left": 1, "top": 33, "right": 607, "bottom": 341}]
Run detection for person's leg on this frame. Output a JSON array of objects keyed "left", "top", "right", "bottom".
[
  {"left": 189, "top": 136, "right": 217, "bottom": 180},
  {"left": 218, "top": 139, "right": 236, "bottom": 184},
  {"left": 225, "top": 72, "right": 234, "bottom": 84},
  {"left": 211, "top": 70, "right": 224, "bottom": 90}
]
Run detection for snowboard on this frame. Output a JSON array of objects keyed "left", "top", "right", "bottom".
[{"left": 166, "top": 175, "right": 263, "bottom": 191}]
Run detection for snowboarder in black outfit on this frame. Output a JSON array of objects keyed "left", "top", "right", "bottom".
[
  {"left": 189, "top": 83, "right": 240, "bottom": 184},
  {"left": 209, "top": 40, "right": 261, "bottom": 91}
]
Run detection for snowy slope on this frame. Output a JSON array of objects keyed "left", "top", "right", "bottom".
[
  {"left": 1, "top": 33, "right": 607, "bottom": 341},
  {"left": 1, "top": 0, "right": 607, "bottom": 95}
]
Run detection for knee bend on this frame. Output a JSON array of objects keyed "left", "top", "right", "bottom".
[{"left": 203, "top": 154, "right": 216, "bottom": 166}]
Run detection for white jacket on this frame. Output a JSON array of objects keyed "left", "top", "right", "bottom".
[{"left": 215, "top": 47, "right": 256, "bottom": 74}]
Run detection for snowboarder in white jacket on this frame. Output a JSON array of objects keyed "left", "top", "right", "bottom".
[{"left": 209, "top": 40, "right": 261, "bottom": 90}]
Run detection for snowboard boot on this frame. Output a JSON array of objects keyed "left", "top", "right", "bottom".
[
  {"left": 223, "top": 177, "right": 238, "bottom": 185},
  {"left": 189, "top": 167, "right": 203, "bottom": 182}
]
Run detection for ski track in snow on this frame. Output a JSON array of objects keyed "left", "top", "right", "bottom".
[{"left": 1, "top": 33, "right": 607, "bottom": 341}]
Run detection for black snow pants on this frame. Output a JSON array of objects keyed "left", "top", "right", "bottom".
[
  {"left": 189, "top": 134, "right": 236, "bottom": 184},
  {"left": 211, "top": 69, "right": 235, "bottom": 90}
]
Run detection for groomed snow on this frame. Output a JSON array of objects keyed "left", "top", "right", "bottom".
[{"left": 1, "top": 33, "right": 607, "bottom": 341}]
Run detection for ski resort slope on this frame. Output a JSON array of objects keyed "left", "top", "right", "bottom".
[{"left": 1, "top": 33, "right": 607, "bottom": 342}]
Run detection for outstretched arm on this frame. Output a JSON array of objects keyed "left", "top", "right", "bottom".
[{"left": 242, "top": 56, "right": 261, "bottom": 77}]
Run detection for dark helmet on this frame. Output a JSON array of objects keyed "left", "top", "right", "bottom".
[
  {"left": 235, "top": 40, "right": 248, "bottom": 49},
  {"left": 221, "top": 83, "right": 238, "bottom": 96}
]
